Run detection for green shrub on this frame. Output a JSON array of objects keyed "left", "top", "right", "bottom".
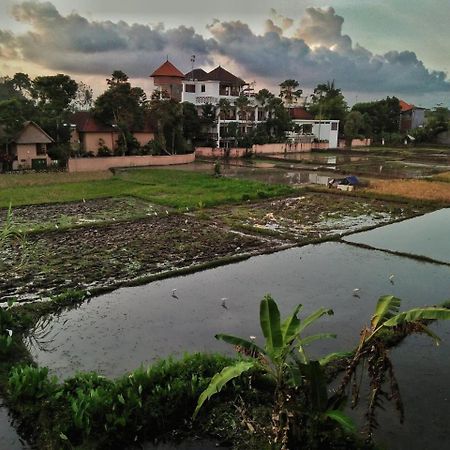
[{"left": 8, "top": 365, "right": 57, "bottom": 402}]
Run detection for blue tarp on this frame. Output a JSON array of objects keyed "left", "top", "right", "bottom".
[{"left": 342, "top": 175, "right": 360, "bottom": 186}]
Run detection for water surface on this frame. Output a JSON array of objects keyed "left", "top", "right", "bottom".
[{"left": 344, "top": 208, "right": 450, "bottom": 264}]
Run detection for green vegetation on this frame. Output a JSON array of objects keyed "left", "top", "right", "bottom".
[
  {"left": 0, "top": 168, "right": 294, "bottom": 209},
  {"left": 194, "top": 295, "right": 450, "bottom": 449},
  {"left": 3, "top": 293, "right": 449, "bottom": 449}
]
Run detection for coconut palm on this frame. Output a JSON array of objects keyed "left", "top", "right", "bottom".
[{"left": 279, "top": 79, "right": 303, "bottom": 107}]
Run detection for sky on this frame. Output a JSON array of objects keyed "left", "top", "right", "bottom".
[{"left": 0, "top": 0, "right": 449, "bottom": 107}]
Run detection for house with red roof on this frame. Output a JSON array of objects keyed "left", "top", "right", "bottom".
[
  {"left": 150, "top": 59, "right": 341, "bottom": 148},
  {"left": 399, "top": 100, "right": 426, "bottom": 132},
  {"left": 70, "top": 111, "right": 155, "bottom": 155}
]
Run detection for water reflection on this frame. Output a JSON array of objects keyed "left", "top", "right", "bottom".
[{"left": 344, "top": 208, "right": 450, "bottom": 264}]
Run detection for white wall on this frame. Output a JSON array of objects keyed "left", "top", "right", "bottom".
[{"left": 292, "top": 120, "right": 340, "bottom": 148}]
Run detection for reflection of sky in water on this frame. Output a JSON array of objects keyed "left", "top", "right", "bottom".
[
  {"left": 23, "top": 211, "right": 450, "bottom": 450},
  {"left": 345, "top": 208, "right": 450, "bottom": 264}
]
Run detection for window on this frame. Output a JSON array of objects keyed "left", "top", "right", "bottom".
[
  {"left": 185, "top": 84, "right": 196, "bottom": 93},
  {"left": 36, "top": 144, "right": 46, "bottom": 155},
  {"left": 201, "top": 84, "right": 206, "bottom": 92},
  {"left": 331, "top": 122, "right": 338, "bottom": 131}
]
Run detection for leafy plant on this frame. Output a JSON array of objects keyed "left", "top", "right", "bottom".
[
  {"left": 194, "top": 295, "right": 352, "bottom": 448},
  {"left": 8, "top": 365, "right": 57, "bottom": 401},
  {"left": 338, "top": 295, "right": 450, "bottom": 437},
  {"left": 195, "top": 294, "right": 450, "bottom": 449}
]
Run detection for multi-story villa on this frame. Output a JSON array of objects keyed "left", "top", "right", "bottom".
[{"left": 150, "top": 59, "right": 339, "bottom": 148}]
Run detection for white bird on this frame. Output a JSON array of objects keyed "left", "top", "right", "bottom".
[
  {"left": 389, "top": 274, "right": 395, "bottom": 284},
  {"left": 221, "top": 297, "right": 228, "bottom": 309},
  {"left": 353, "top": 288, "right": 360, "bottom": 298},
  {"left": 171, "top": 289, "right": 179, "bottom": 299}
]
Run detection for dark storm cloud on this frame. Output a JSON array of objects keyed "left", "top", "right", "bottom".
[
  {"left": 1, "top": 1, "right": 449, "bottom": 95},
  {"left": 2, "top": 1, "right": 215, "bottom": 76}
]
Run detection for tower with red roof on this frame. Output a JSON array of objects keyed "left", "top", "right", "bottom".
[{"left": 150, "top": 59, "right": 185, "bottom": 101}]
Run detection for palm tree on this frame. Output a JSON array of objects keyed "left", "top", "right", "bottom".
[
  {"left": 255, "top": 89, "right": 275, "bottom": 121},
  {"left": 234, "top": 95, "right": 252, "bottom": 121},
  {"left": 218, "top": 98, "right": 232, "bottom": 120},
  {"left": 279, "top": 79, "right": 303, "bottom": 107}
]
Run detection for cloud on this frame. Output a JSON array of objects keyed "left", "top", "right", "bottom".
[
  {"left": 1, "top": 1, "right": 449, "bottom": 98},
  {"left": 295, "top": 7, "right": 352, "bottom": 53},
  {"left": 209, "top": 7, "right": 450, "bottom": 94},
  {"left": 1, "top": 1, "right": 215, "bottom": 77}
]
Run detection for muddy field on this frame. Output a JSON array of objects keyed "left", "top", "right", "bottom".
[
  {"left": 0, "top": 197, "right": 157, "bottom": 232},
  {"left": 206, "top": 192, "right": 430, "bottom": 241},
  {"left": 0, "top": 192, "right": 431, "bottom": 302}
]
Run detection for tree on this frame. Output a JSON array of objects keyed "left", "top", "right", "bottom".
[
  {"left": 149, "top": 90, "right": 188, "bottom": 154},
  {"left": 255, "top": 88, "right": 275, "bottom": 122},
  {"left": 0, "top": 97, "right": 37, "bottom": 151},
  {"left": 343, "top": 111, "right": 369, "bottom": 146},
  {"left": 234, "top": 95, "right": 252, "bottom": 121},
  {"left": 307, "top": 81, "right": 348, "bottom": 121},
  {"left": 181, "top": 102, "right": 202, "bottom": 145},
  {"left": 352, "top": 97, "right": 401, "bottom": 136},
  {"left": 70, "top": 81, "right": 94, "bottom": 111},
  {"left": 217, "top": 98, "right": 232, "bottom": 120},
  {"left": 279, "top": 79, "right": 303, "bottom": 107},
  {"left": 32, "top": 74, "right": 78, "bottom": 115},
  {"left": 266, "top": 96, "right": 293, "bottom": 141},
  {"left": 94, "top": 71, "right": 148, "bottom": 154}
]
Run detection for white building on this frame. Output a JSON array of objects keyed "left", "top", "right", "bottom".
[{"left": 151, "top": 60, "right": 340, "bottom": 148}]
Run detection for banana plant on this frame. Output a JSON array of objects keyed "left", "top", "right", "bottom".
[
  {"left": 193, "top": 295, "right": 355, "bottom": 447},
  {"left": 339, "top": 295, "right": 450, "bottom": 435}
]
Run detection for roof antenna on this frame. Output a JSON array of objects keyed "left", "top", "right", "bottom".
[
  {"left": 190, "top": 54, "right": 196, "bottom": 80},
  {"left": 166, "top": 54, "right": 169, "bottom": 61}
]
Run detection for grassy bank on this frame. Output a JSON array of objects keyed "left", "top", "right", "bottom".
[{"left": 0, "top": 168, "right": 294, "bottom": 209}]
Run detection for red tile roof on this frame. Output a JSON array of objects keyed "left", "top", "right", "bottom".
[
  {"left": 399, "top": 99, "right": 414, "bottom": 112},
  {"left": 289, "top": 107, "right": 313, "bottom": 120},
  {"left": 71, "top": 111, "right": 115, "bottom": 132},
  {"left": 71, "top": 112, "right": 155, "bottom": 133},
  {"left": 150, "top": 60, "right": 185, "bottom": 78}
]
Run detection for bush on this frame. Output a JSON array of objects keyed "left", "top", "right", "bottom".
[{"left": 8, "top": 365, "right": 57, "bottom": 402}]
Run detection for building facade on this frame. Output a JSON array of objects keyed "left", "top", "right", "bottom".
[{"left": 150, "top": 59, "right": 340, "bottom": 148}]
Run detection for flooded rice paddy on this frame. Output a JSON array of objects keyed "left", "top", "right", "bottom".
[
  {"left": 345, "top": 208, "right": 450, "bottom": 264},
  {"left": 25, "top": 209, "right": 450, "bottom": 450}
]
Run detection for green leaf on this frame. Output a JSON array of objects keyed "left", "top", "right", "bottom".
[
  {"left": 319, "top": 351, "right": 352, "bottom": 366},
  {"left": 371, "top": 295, "right": 401, "bottom": 329},
  {"left": 59, "top": 432, "right": 69, "bottom": 441},
  {"left": 215, "top": 334, "right": 266, "bottom": 356},
  {"left": 193, "top": 361, "right": 255, "bottom": 419},
  {"left": 301, "top": 333, "right": 336, "bottom": 346},
  {"left": 117, "top": 393, "right": 125, "bottom": 405},
  {"left": 382, "top": 307, "right": 450, "bottom": 328},
  {"left": 324, "top": 410, "right": 357, "bottom": 433},
  {"left": 298, "top": 308, "right": 334, "bottom": 334},
  {"left": 281, "top": 304, "right": 302, "bottom": 345},
  {"left": 260, "top": 295, "right": 283, "bottom": 354}
]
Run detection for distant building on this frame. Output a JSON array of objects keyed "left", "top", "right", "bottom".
[
  {"left": 399, "top": 100, "right": 426, "bottom": 132},
  {"left": 150, "top": 59, "right": 185, "bottom": 102},
  {"left": 287, "top": 108, "right": 340, "bottom": 148},
  {"left": 150, "top": 59, "right": 340, "bottom": 148},
  {"left": 70, "top": 112, "right": 155, "bottom": 155},
  {"left": 1, "top": 121, "right": 53, "bottom": 171}
]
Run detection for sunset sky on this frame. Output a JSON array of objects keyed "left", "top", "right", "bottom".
[{"left": 0, "top": 0, "right": 449, "bottom": 107}]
